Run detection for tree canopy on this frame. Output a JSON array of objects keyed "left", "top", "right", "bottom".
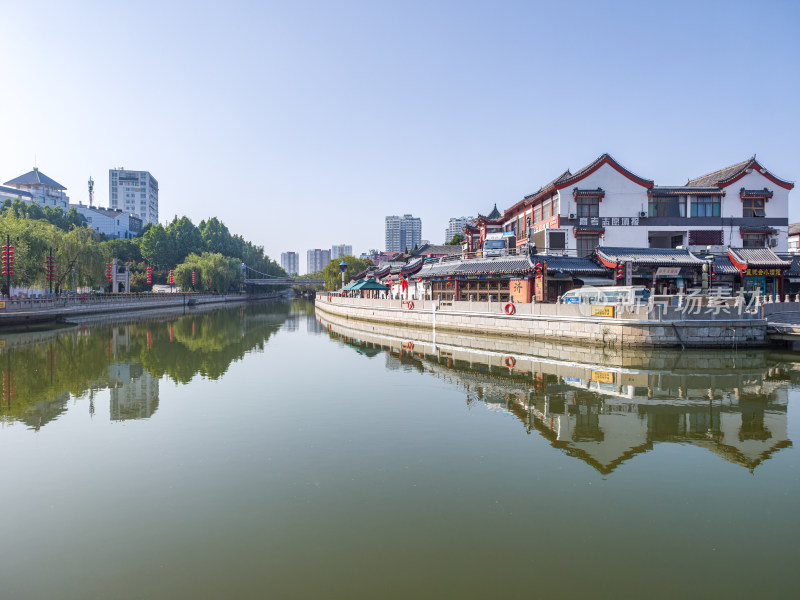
[{"left": 321, "top": 255, "right": 373, "bottom": 290}]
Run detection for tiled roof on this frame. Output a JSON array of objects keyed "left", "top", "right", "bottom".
[
  {"left": 788, "top": 223, "right": 800, "bottom": 236},
  {"left": 649, "top": 186, "right": 724, "bottom": 196},
  {"left": 417, "top": 254, "right": 606, "bottom": 278},
  {"left": 727, "top": 247, "right": 790, "bottom": 268},
  {"left": 740, "top": 188, "right": 773, "bottom": 198},
  {"left": 712, "top": 255, "right": 739, "bottom": 275},
  {"left": 419, "top": 255, "right": 536, "bottom": 278},
  {"left": 524, "top": 170, "right": 572, "bottom": 200},
  {"left": 596, "top": 247, "right": 705, "bottom": 266},
  {"left": 536, "top": 255, "right": 607, "bottom": 275},
  {"left": 739, "top": 225, "right": 777, "bottom": 234},
  {"left": 558, "top": 154, "right": 653, "bottom": 188},
  {"left": 785, "top": 255, "right": 800, "bottom": 277},
  {"left": 412, "top": 243, "right": 461, "bottom": 257},
  {"left": 686, "top": 158, "right": 753, "bottom": 187},
  {"left": 0, "top": 185, "right": 33, "bottom": 198},
  {"left": 486, "top": 204, "right": 502, "bottom": 220},
  {"left": 400, "top": 257, "right": 424, "bottom": 275},
  {"left": 4, "top": 168, "right": 66, "bottom": 190},
  {"left": 573, "top": 187, "right": 605, "bottom": 197}
]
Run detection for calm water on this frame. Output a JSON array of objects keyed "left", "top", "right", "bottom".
[{"left": 1, "top": 300, "right": 798, "bottom": 599}]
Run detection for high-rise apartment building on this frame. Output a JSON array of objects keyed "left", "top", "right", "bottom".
[
  {"left": 281, "top": 251, "right": 299, "bottom": 275},
  {"left": 445, "top": 216, "right": 474, "bottom": 243},
  {"left": 385, "top": 214, "right": 422, "bottom": 252},
  {"left": 307, "top": 249, "right": 331, "bottom": 274},
  {"left": 330, "top": 244, "right": 353, "bottom": 260},
  {"left": 109, "top": 168, "right": 159, "bottom": 225}
]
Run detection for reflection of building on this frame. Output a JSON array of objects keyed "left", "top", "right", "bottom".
[
  {"left": 109, "top": 363, "right": 160, "bottom": 421},
  {"left": 321, "top": 313, "right": 793, "bottom": 473}
]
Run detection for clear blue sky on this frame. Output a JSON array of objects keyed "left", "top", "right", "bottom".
[{"left": 1, "top": 0, "right": 798, "bottom": 272}]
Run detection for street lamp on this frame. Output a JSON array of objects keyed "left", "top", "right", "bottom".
[{"left": 339, "top": 260, "right": 347, "bottom": 290}]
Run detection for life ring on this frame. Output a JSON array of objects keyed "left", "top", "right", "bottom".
[
  {"left": 406, "top": 341, "right": 413, "bottom": 351},
  {"left": 503, "top": 356, "right": 516, "bottom": 368},
  {"left": 504, "top": 302, "right": 515, "bottom": 315},
  {"left": 407, "top": 301, "right": 414, "bottom": 309},
  {"left": 328, "top": 294, "right": 331, "bottom": 302}
]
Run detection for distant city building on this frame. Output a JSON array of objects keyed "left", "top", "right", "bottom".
[
  {"left": 385, "top": 214, "right": 422, "bottom": 252},
  {"left": 331, "top": 244, "right": 353, "bottom": 260},
  {"left": 109, "top": 168, "right": 159, "bottom": 225},
  {"left": 71, "top": 204, "right": 142, "bottom": 239},
  {"left": 307, "top": 248, "right": 331, "bottom": 274},
  {"left": 445, "top": 216, "right": 474, "bottom": 243},
  {"left": 281, "top": 251, "right": 299, "bottom": 275},
  {"left": 790, "top": 224, "right": 800, "bottom": 254},
  {"left": 3, "top": 167, "right": 69, "bottom": 210}
]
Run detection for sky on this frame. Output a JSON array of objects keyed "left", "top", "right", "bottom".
[{"left": 1, "top": 0, "right": 799, "bottom": 273}]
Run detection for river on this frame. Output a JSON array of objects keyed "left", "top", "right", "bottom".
[{"left": 0, "top": 300, "right": 797, "bottom": 599}]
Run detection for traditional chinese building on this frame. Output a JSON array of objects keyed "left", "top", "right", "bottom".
[{"left": 480, "top": 154, "right": 794, "bottom": 258}]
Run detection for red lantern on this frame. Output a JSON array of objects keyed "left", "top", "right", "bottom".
[
  {"left": 617, "top": 264, "right": 624, "bottom": 279},
  {"left": 168, "top": 270, "right": 174, "bottom": 285},
  {"left": 106, "top": 262, "right": 113, "bottom": 282},
  {"left": 146, "top": 266, "right": 152, "bottom": 284},
  {"left": 191, "top": 270, "right": 197, "bottom": 286}
]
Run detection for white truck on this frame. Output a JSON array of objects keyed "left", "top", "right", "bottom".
[{"left": 483, "top": 232, "right": 516, "bottom": 257}]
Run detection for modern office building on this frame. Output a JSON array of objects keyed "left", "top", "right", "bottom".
[
  {"left": 330, "top": 244, "right": 353, "bottom": 260},
  {"left": 385, "top": 214, "right": 422, "bottom": 252},
  {"left": 281, "top": 251, "right": 299, "bottom": 275},
  {"left": 307, "top": 248, "right": 331, "bottom": 274},
  {"left": 445, "top": 216, "right": 474, "bottom": 243},
  {"left": 2, "top": 167, "right": 70, "bottom": 210},
  {"left": 109, "top": 168, "right": 159, "bottom": 225}
]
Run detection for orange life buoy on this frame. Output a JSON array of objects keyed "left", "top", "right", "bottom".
[
  {"left": 328, "top": 294, "right": 332, "bottom": 302},
  {"left": 504, "top": 302, "right": 515, "bottom": 315},
  {"left": 407, "top": 301, "right": 414, "bottom": 309},
  {"left": 503, "top": 356, "right": 516, "bottom": 368}
]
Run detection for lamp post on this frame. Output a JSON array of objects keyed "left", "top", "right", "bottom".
[{"left": 339, "top": 260, "right": 347, "bottom": 290}]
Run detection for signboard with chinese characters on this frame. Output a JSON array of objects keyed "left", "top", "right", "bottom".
[
  {"left": 577, "top": 216, "right": 640, "bottom": 227},
  {"left": 0, "top": 301, "right": 5, "bottom": 310},
  {"left": 535, "top": 276, "right": 544, "bottom": 302},
  {"left": 745, "top": 268, "right": 783, "bottom": 277},
  {"left": 532, "top": 215, "right": 560, "bottom": 233},
  {"left": 591, "top": 370, "right": 615, "bottom": 384},
  {"left": 591, "top": 305, "right": 615, "bottom": 317},
  {"left": 655, "top": 267, "right": 682, "bottom": 278},
  {"left": 509, "top": 278, "right": 529, "bottom": 303},
  {"left": 625, "top": 262, "right": 633, "bottom": 286}
]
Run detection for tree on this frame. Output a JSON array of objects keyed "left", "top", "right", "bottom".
[
  {"left": 174, "top": 252, "right": 241, "bottom": 292},
  {"left": 321, "top": 255, "right": 372, "bottom": 290},
  {"left": 139, "top": 224, "right": 175, "bottom": 267},
  {"left": 56, "top": 227, "right": 109, "bottom": 291},
  {"left": 105, "top": 238, "right": 142, "bottom": 263},
  {"left": 166, "top": 216, "right": 203, "bottom": 264},
  {"left": 446, "top": 234, "right": 464, "bottom": 245}
]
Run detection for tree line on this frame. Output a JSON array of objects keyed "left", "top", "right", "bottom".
[{"left": 0, "top": 208, "right": 284, "bottom": 293}]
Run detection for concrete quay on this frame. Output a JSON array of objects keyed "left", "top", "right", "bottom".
[
  {"left": 0, "top": 292, "right": 285, "bottom": 327},
  {"left": 315, "top": 293, "right": 768, "bottom": 349}
]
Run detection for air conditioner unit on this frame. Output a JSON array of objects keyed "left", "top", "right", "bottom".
[
  {"left": 568, "top": 212, "right": 577, "bottom": 220},
  {"left": 638, "top": 211, "right": 647, "bottom": 218},
  {"left": 768, "top": 238, "right": 778, "bottom": 247}
]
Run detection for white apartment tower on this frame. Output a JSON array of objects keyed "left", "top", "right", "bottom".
[
  {"left": 385, "top": 214, "right": 422, "bottom": 252},
  {"left": 109, "top": 169, "right": 159, "bottom": 225},
  {"left": 330, "top": 244, "right": 353, "bottom": 260},
  {"left": 281, "top": 251, "right": 299, "bottom": 275},
  {"left": 445, "top": 216, "right": 474, "bottom": 243},
  {"left": 307, "top": 249, "right": 331, "bottom": 274}
]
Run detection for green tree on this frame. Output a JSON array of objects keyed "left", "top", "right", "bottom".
[
  {"left": 175, "top": 252, "right": 241, "bottom": 292},
  {"left": 140, "top": 224, "right": 175, "bottom": 267},
  {"left": 321, "top": 255, "right": 372, "bottom": 290},
  {"left": 166, "top": 216, "right": 203, "bottom": 264},
  {"left": 446, "top": 234, "right": 464, "bottom": 245},
  {"left": 105, "top": 238, "right": 143, "bottom": 263}
]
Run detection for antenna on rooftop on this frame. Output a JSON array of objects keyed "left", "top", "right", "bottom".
[{"left": 88, "top": 176, "right": 95, "bottom": 207}]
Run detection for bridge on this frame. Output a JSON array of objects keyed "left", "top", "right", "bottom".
[{"left": 242, "top": 264, "right": 324, "bottom": 286}]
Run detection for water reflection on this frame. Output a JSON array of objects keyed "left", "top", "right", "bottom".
[
  {"left": 0, "top": 302, "right": 294, "bottom": 429},
  {"left": 318, "top": 312, "right": 794, "bottom": 473}
]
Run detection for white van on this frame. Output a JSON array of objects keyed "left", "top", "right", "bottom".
[{"left": 559, "top": 286, "right": 650, "bottom": 305}]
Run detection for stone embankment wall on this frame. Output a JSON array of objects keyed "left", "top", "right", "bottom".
[
  {"left": 0, "top": 292, "right": 283, "bottom": 326},
  {"left": 315, "top": 295, "right": 767, "bottom": 348}
]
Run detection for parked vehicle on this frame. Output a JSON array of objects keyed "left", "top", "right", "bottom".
[
  {"left": 483, "top": 232, "right": 516, "bottom": 257},
  {"left": 559, "top": 286, "right": 650, "bottom": 304}
]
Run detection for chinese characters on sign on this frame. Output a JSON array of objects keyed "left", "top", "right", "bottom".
[
  {"left": 578, "top": 217, "right": 640, "bottom": 227},
  {"left": 744, "top": 268, "right": 782, "bottom": 276},
  {"left": 509, "top": 278, "right": 529, "bottom": 303}
]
